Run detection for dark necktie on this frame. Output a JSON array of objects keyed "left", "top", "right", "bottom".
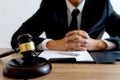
[{"left": 69, "top": 9, "right": 80, "bottom": 31}]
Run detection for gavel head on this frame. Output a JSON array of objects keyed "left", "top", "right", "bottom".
[
  {"left": 17, "top": 33, "right": 32, "bottom": 43},
  {"left": 17, "top": 34, "right": 35, "bottom": 53}
]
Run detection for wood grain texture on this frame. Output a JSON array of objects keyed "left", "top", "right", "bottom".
[{"left": 0, "top": 48, "right": 120, "bottom": 80}]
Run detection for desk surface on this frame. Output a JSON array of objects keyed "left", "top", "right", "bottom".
[{"left": 1, "top": 48, "right": 120, "bottom": 80}]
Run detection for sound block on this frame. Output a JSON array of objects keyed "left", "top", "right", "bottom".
[{"left": 3, "top": 57, "right": 52, "bottom": 79}]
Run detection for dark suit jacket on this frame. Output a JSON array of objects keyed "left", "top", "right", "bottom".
[{"left": 11, "top": 0, "right": 120, "bottom": 50}]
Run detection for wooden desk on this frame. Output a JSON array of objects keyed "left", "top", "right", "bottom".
[{"left": 1, "top": 48, "right": 120, "bottom": 80}]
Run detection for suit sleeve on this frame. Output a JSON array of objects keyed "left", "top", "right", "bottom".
[
  {"left": 105, "top": 0, "right": 120, "bottom": 50},
  {"left": 10, "top": 0, "right": 49, "bottom": 49}
]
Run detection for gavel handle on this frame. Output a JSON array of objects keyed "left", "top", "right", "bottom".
[{"left": 0, "top": 48, "right": 19, "bottom": 58}]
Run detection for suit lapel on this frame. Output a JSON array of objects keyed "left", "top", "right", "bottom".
[
  {"left": 80, "top": 0, "right": 90, "bottom": 32},
  {"left": 53, "top": 0, "right": 68, "bottom": 29},
  {"left": 58, "top": 7, "right": 68, "bottom": 28}
]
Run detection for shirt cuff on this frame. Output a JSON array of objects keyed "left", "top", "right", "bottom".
[
  {"left": 37, "top": 39, "right": 52, "bottom": 50},
  {"left": 102, "top": 40, "right": 116, "bottom": 50}
]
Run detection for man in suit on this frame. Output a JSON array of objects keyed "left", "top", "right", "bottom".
[{"left": 11, "top": 0, "right": 120, "bottom": 51}]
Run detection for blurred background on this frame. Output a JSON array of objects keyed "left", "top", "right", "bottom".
[{"left": 0, "top": 0, "right": 120, "bottom": 48}]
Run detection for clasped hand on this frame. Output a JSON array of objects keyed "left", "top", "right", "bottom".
[{"left": 46, "top": 30, "right": 107, "bottom": 51}]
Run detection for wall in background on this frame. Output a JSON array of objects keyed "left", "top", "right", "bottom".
[
  {"left": 0, "top": 0, "right": 120, "bottom": 48},
  {"left": 0, "top": 0, "right": 41, "bottom": 48}
]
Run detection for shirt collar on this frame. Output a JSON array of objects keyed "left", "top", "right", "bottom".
[{"left": 66, "top": 0, "right": 85, "bottom": 13}]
